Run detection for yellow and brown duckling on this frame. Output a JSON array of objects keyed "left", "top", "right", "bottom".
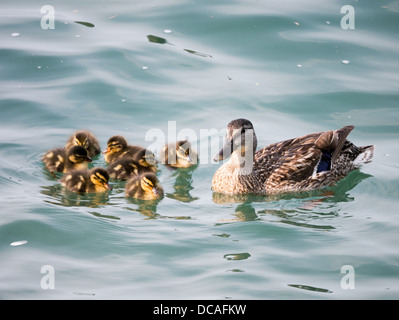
[
  {"left": 60, "top": 167, "right": 112, "bottom": 193},
  {"left": 42, "top": 145, "right": 92, "bottom": 174},
  {"left": 103, "top": 135, "right": 157, "bottom": 171},
  {"left": 160, "top": 140, "right": 198, "bottom": 168},
  {"left": 65, "top": 130, "right": 101, "bottom": 158},
  {"left": 125, "top": 172, "right": 163, "bottom": 200},
  {"left": 107, "top": 158, "right": 148, "bottom": 180}
]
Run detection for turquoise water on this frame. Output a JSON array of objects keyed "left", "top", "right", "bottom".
[{"left": 1, "top": 0, "right": 399, "bottom": 299}]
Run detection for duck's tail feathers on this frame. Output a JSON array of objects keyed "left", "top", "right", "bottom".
[
  {"left": 353, "top": 145, "right": 375, "bottom": 168},
  {"left": 331, "top": 125, "right": 354, "bottom": 163}
]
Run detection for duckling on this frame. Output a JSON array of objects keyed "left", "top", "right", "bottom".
[
  {"left": 103, "top": 135, "right": 157, "bottom": 171},
  {"left": 160, "top": 140, "right": 198, "bottom": 168},
  {"left": 42, "top": 145, "right": 92, "bottom": 174},
  {"left": 212, "top": 118, "right": 374, "bottom": 194},
  {"left": 107, "top": 158, "right": 148, "bottom": 180},
  {"left": 65, "top": 130, "right": 101, "bottom": 158},
  {"left": 60, "top": 167, "right": 112, "bottom": 193},
  {"left": 125, "top": 172, "right": 164, "bottom": 200},
  {"left": 131, "top": 147, "right": 157, "bottom": 173}
]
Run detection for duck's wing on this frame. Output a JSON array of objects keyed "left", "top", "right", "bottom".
[
  {"left": 254, "top": 135, "right": 322, "bottom": 186},
  {"left": 254, "top": 126, "right": 354, "bottom": 191}
]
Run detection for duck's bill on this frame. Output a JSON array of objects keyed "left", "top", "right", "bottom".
[
  {"left": 104, "top": 183, "right": 113, "bottom": 191},
  {"left": 213, "top": 138, "right": 233, "bottom": 162},
  {"left": 86, "top": 157, "right": 93, "bottom": 163},
  {"left": 102, "top": 148, "right": 110, "bottom": 154}
]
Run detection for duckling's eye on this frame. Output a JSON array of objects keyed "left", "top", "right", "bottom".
[
  {"left": 145, "top": 155, "right": 155, "bottom": 162},
  {"left": 95, "top": 174, "right": 107, "bottom": 183},
  {"left": 108, "top": 143, "right": 120, "bottom": 150},
  {"left": 142, "top": 178, "right": 154, "bottom": 188},
  {"left": 75, "top": 154, "right": 86, "bottom": 160}
]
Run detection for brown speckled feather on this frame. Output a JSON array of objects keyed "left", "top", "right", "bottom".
[
  {"left": 255, "top": 127, "right": 358, "bottom": 192},
  {"left": 212, "top": 119, "right": 374, "bottom": 195}
]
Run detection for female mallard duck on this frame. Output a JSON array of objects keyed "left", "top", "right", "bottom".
[
  {"left": 160, "top": 140, "right": 198, "bottom": 168},
  {"left": 65, "top": 130, "right": 101, "bottom": 158},
  {"left": 60, "top": 167, "right": 112, "bottom": 193},
  {"left": 212, "top": 118, "right": 374, "bottom": 194},
  {"left": 107, "top": 158, "right": 148, "bottom": 180},
  {"left": 125, "top": 172, "right": 164, "bottom": 200},
  {"left": 102, "top": 135, "right": 157, "bottom": 172},
  {"left": 42, "top": 145, "right": 92, "bottom": 174}
]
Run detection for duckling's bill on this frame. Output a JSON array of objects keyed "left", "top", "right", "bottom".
[
  {"left": 105, "top": 182, "right": 113, "bottom": 190},
  {"left": 152, "top": 187, "right": 159, "bottom": 196}
]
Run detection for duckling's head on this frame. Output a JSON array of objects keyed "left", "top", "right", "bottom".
[
  {"left": 90, "top": 168, "right": 112, "bottom": 190},
  {"left": 73, "top": 131, "right": 90, "bottom": 149},
  {"left": 140, "top": 173, "right": 161, "bottom": 197},
  {"left": 68, "top": 146, "right": 92, "bottom": 164},
  {"left": 176, "top": 140, "right": 193, "bottom": 163},
  {"left": 136, "top": 148, "right": 157, "bottom": 167},
  {"left": 103, "top": 135, "right": 127, "bottom": 155},
  {"left": 214, "top": 118, "right": 257, "bottom": 164}
]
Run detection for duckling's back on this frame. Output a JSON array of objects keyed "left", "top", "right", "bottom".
[
  {"left": 60, "top": 170, "right": 90, "bottom": 193},
  {"left": 42, "top": 147, "right": 68, "bottom": 173},
  {"left": 107, "top": 158, "right": 147, "bottom": 180}
]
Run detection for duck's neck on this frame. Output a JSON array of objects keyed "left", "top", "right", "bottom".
[
  {"left": 229, "top": 151, "right": 254, "bottom": 175},
  {"left": 212, "top": 151, "right": 261, "bottom": 194}
]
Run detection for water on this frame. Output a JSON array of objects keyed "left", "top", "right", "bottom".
[{"left": 1, "top": 0, "right": 399, "bottom": 299}]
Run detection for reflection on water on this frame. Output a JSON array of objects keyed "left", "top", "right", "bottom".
[
  {"left": 40, "top": 163, "right": 201, "bottom": 220},
  {"left": 125, "top": 196, "right": 163, "bottom": 219},
  {"left": 213, "top": 171, "right": 372, "bottom": 228},
  {"left": 166, "top": 166, "right": 199, "bottom": 203},
  {"left": 41, "top": 184, "right": 112, "bottom": 209}
]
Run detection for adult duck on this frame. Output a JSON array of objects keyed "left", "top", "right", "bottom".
[{"left": 212, "top": 118, "right": 374, "bottom": 194}]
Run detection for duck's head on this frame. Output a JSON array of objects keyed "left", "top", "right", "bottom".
[
  {"left": 68, "top": 146, "right": 92, "bottom": 164},
  {"left": 136, "top": 148, "right": 157, "bottom": 167},
  {"left": 214, "top": 118, "right": 257, "bottom": 164},
  {"left": 140, "top": 173, "right": 161, "bottom": 197},
  {"left": 72, "top": 131, "right": 90, "bottom": 149},
  {"left": 103, "top": 135, "right": 127, "bottom": 155},
  {"left": 90, "top": 168, "right": 112, "bottom": 190},
  {"left": 176, "top": 140, "right": 193, "bottom": 163}
]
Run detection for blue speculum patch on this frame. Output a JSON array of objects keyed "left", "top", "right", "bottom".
[{"left": 317, "top": 151, "right": 332, "bottom": 173}]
